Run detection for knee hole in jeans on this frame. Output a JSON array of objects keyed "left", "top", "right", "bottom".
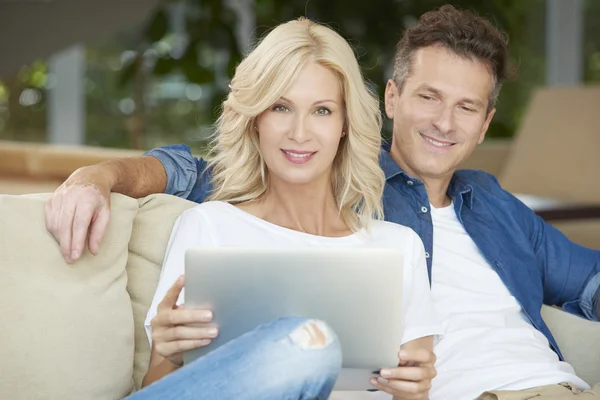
[{"left": 288, "top": 319, "right": 333, "bottom": 350}]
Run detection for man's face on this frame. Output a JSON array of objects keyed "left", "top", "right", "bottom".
[{"left": 384, "top": 45, "right": 496, "bottom": 181}]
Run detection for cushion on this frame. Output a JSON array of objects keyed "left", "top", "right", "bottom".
[
  {"left": 127, "top": 194, "right": 196, "bottom": 389},
  {"left": 0, "top": 193, "right": 138, "bottom": 400},
  {"left": 541, "top": 305, "right": 600, "bottom": 386}
]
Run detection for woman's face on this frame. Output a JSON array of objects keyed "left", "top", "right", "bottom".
[{"left": 256, "top": 62, "right": 345, "bottom": 187}]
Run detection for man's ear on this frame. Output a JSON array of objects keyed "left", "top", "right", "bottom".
[
  {"left": 384, "top": 79, "right": 398, "bottom": 119},
  {"left": 478, "top": 107, "right": 496, "bottom": 144}
]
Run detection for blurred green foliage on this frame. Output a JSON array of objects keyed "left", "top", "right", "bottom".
[{"left": 1, "top": 0, "right": 600, "bottom": 152}]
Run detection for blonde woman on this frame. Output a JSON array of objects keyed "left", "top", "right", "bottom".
[{"left": 126, "top": 18, "right": 440, "bottom": 400}]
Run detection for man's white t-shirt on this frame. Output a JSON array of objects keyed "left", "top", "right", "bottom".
[
  {"left": 145, "top": 201, "right": 442, "bottom": 399},
  {"left": 428, "top": 203, "right": 589, "bottom": 400}
]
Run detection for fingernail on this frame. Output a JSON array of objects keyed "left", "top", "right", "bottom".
[
  {"left": 71, "top": 250, "right": 79, "bottom": 260},
  {"left": 207, "top": 327, "right": 218, "bottom": 336},
  {"left": 380, "top": 369, "right": 391, "bottom": 378},
  {"left": 377, "top": 377, "right": 388, "bottom": 385},
  {"left": 369, "top": 378, "right": 378, "bottom": 386},
  {"left": 201, "top": 311, "right": 213, "bottom": 320}
]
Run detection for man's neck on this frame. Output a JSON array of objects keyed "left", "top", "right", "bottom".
[
  {"left": 422, "top": 179, "right": 453, "bottom": 208},
  {"left": 388, "top": 151, "right": 453, "bottom": 208}
]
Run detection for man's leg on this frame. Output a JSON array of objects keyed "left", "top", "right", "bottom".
[
  {"left": 126, "top": 316, "right": 342, "bottom": 400},
  {"left": 477, "top": 382, "right": 600, "bottom": 400}
]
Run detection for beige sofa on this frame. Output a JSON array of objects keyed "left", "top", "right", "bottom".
[{"left": 0, "top": 191, "right": 599, "bottom": 399}]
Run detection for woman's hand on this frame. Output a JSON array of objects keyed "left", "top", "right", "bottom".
[
  {"left": 150, "top": 275, "right": 218, "bottom": 366},
  {"left": 370, "top": 337, "right": 436, "bottom": 400}
]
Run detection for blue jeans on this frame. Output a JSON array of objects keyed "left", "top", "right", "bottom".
[{"left": 126, "top": 316, "right": 342, "bottom": 400}]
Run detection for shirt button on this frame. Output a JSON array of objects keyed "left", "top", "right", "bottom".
[
  {"left": 425, "top": 252, "right": 430, "bottom": 259},
  {"left": 421, "top": 206, "right": 428, "bottom": 213},
  {"left": 407, "top": 180, "right": 414, "bottom": 186}
]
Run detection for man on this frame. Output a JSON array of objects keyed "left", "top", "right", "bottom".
[{"left": 46, "top": 5, "right": 599, "bottom": 400}]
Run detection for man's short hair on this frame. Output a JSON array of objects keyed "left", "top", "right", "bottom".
[{"left": 393, "top": 5, "right": 514, "bottom": 112}]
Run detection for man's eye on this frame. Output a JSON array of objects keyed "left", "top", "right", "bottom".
[{"left": 419, "top": 94, "right": 434, "bottom": 101}]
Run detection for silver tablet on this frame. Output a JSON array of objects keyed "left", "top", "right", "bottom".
[{"left": 183, "top": 247, "right": 404, "bottom": 391}]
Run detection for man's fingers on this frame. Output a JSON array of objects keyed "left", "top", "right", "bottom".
[
  {"left": 399, "top": 347, "right": 436, "bottom": 365},
  {"left": 158, "top": 276, "right": 186, "bottom": 310},
  {"left": 88, "top": 207, "right": 110, "bottom": 256},
  {"left": 44, "top": 198, "right": 56, "bottom": 234},
  {"left": 57, "top": 201, "right": 76, "bottom": 263},
  {"left": 70, "top": 203, "right": 96, "bottom": 261},
  {"left": 152, "top": 308, "right": 213, "bottom": 328},
  {"left": 379, "top": 365, "right": 436, "bottom": 382}
]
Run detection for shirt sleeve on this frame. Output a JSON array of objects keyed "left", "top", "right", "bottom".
[
  {"left": 511, "top": 194, "right": 600, "bottom": 322},
  {"left": 400, "top": 230, "right": 444, "bottom": 345},
  {"left": 143, "top": 208, "right": 217, "bottom": 346},
  {"left": 144, "top": 144, "right": 213, "bottom": 203}
]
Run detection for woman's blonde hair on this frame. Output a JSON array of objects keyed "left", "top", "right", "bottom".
[{"left": 207, "top": 17, "right": 385, "bottom": 232}]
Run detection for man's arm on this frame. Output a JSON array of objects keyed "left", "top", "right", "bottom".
[
  {"left": 45, "top": 144, "right": 210, "bottom": 263},
  {"left": 517, "top": 197, "right": 600, "bottom": 321},
  {"left": 86, "top": 155, "right": 168, "bottom": 197}
]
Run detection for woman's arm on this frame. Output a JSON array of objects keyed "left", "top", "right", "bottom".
[{"left": 142, "top": 346, "right": 181, "bottom": 388}]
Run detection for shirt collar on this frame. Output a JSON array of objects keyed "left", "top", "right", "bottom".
[{"left": 379, "top": 141, "right": 474, "bottom": 208}]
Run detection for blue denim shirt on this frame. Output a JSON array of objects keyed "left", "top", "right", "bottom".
[{"left": 146, "top": 143, "right": 600, "bottom": 360}]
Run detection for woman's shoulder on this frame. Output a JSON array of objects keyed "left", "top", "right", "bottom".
[
  {"left": 369, "top": 219, "right": 420, "bottom": 240},
  {"left": 367, "top": 220, "right": 424, "bottom": 253},
  {"left": 181, "top": 200, "right": 233, "bottom": 219}
]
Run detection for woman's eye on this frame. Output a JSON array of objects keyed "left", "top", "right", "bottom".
[
  {"left": 273, "top": 105, "right": 289, "bottom": 113},
  {"left": 315, "top": 107, "right": 331, "bottom": 115}
]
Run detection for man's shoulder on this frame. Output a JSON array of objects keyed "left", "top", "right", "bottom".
[
  {"left": 454, "top": 169, "right": 500, "bottom": 187},
  {"left": 454, "top": 169, "right": 530, "bottom": 215},
  {"left": 453, "top": 169, "right": 508, "bottom": 196}
]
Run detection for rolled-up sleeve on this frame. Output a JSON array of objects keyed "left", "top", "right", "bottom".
[
  {"left": 577, "top": 271, "right": 600, "bottom": 321},
  {"left": 144, "top": 144, "right": 212, "bottom": 202}
]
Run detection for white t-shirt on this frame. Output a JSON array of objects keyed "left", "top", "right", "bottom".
[
  {"left": 145, "top": 201, "right": 442, "bottom": 399},
  {"left": 428, "top": 203, "right": 589, "bottom": 400}
]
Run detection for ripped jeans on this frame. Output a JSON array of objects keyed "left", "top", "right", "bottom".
[{"left": 125, "top": 317, "right": 342, "bottom": 400}]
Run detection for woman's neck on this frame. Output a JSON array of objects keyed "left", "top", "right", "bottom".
[{"left": 236, "top": 176, "right": 351, "bottom": 237}]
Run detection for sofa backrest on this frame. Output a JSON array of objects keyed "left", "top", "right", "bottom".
[{"left": 127, "top": 194, "right": 196, "bottom": 389}]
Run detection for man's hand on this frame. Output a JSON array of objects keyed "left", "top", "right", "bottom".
[
  {"left": 45, "top": 165, "right": 113, "bottom": 263},
  {"left": 151, "top": 275, "right": 217, "bottom": 367},
  {"left": 370, "top": 347, "right": 437, "bottom": 400}
]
